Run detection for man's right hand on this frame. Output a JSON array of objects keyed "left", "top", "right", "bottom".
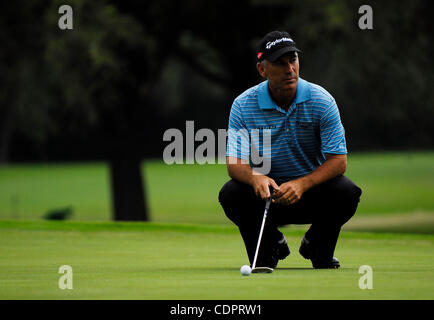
[
  {"left": 250, "top": 174, "right": 279, "bottom": 200},
  {"left": 226, "top": 156, "right": 279, "bottom": 200}
]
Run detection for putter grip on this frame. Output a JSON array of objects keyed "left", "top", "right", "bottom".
[{"left": 265, "top": 189, "right": 274, "bottom": 211}]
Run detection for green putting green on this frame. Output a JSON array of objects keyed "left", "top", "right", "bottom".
[{"left": 0, "top": 221, "right": 433, "bottom": 300}]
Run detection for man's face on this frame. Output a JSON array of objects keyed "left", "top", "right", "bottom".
[{"left": 257, "top": 52, "right": 299, "bottom": 92}]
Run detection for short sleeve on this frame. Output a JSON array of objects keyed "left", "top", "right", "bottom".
[
  {"left": 320, "top": 101, "right": 347, "bottom": 154},
  {"left": 226, "top": 101, "right": 250, "bottom": 160}
]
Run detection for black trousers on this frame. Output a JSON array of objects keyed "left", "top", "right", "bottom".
[{"left": 218, "top": 175, "right": 362, "bottom": 264}]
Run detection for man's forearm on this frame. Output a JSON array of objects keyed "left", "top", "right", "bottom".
[
  {"left": 226, "top": 157, "right": 254, "bottom": 186},
  {"left": 298, "top": 154, "right": 347, "bottom": 191}
]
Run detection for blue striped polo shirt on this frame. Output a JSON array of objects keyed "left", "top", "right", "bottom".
[{"left": 226, "top": 78, "right": 347, "bottom": 183}]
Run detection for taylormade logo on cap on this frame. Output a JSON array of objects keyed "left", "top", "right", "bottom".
[
  {"left": 265, "top": 37, "right": 294, "bottom": 50},
  {"left": 257, "top": 31, "right": 300, "bottom": 62}
]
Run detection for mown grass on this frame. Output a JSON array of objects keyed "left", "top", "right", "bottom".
[{"left": 0, "top": 220, "right": 433, "bottom": 300}]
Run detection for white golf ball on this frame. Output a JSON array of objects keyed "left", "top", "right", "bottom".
[{"left": 240, "top": 265, "right": 251, "bottom": 276}]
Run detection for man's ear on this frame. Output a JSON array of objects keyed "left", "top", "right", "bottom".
[{"left": 257, "top": 62, "right": 267, "bottom": 78}]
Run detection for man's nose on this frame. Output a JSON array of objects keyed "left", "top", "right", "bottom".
[{"left": 284, "top": 62, "right": 294, "bottom": 73}]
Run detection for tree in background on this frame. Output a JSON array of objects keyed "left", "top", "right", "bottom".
[{"left": 42, "top": 0, "right": 193, "bottom": 221}]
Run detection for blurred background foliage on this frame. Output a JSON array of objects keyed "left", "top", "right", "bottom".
[{"left": 1, "top": 0, "right": 433, "bottom": 162}]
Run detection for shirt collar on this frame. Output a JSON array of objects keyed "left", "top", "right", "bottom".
[{"left": 258, "top": 77, "right": 311, "bottom": 110}]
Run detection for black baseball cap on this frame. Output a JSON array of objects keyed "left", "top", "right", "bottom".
[{"left": 257, "top": 31, "right": 301, "bottom": 62}]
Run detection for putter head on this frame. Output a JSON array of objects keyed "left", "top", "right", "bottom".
[{"left": 251, "top": 267, "right": 274, "bottom": 274}]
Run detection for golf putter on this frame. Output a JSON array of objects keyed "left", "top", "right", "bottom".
[{"left": 251, "top": 188, "right": 274, "bottom": 274}]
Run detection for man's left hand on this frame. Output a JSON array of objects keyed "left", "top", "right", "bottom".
[{"left": 273, "top": 178, "right": 310, "bottom": 205}]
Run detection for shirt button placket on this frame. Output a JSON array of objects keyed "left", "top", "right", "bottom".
[{"left": 285, "top": 115, "right": 292, "bottom": 145}]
